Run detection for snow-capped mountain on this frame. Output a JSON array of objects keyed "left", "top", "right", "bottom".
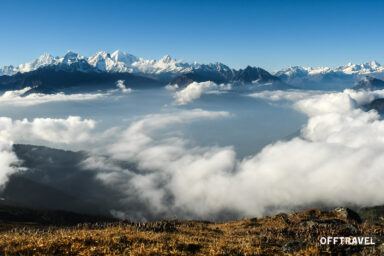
[
  {"left": 1, "top": 53, "right": 56, "bottom": 75},
  {"left": 274, "top": 60, "right": 384, "bottom": 90},
  {"left": 336, "top": 60, "right": 384, "bottom": 75},
  {"left": 275, "top": 60, "right": 384, "bottom": 78},
  {"left": 0, "top": 51, "right": 92, "bottom": 75},
  {"left": 3, "top": 51, "right": 383, "bottom": 91},
  {"left": 0, "top": 50, "right": 287, "bottom": 92},
  {"left": 0, "top": 51, "right": 196, "bottom": 76}
]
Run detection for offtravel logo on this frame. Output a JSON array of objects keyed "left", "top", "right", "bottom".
[{"left": 320, "top": 237, "right": 375, "bottom": 245}]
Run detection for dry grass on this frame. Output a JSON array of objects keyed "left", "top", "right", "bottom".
[{"left": 0, "top": 208, "right": 383, "bottom": 255}]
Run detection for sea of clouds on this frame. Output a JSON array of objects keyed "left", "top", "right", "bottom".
[{"left": 1, "top": 83, "right": 384, "bottom": 220}]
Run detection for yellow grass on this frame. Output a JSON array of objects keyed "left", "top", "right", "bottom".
[{"left": 0, "top": 209, "right": 383, "bottom": 255}]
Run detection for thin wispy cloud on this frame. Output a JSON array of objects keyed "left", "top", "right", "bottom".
[
  {"left": 0, "top": 87, "right": 105, "bottom": 106},
  {"left": 0, "top": 81, "right": 133, "bottom": 106}
]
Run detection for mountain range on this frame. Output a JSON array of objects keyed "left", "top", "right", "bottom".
[
  {"left": 1, "top": 51, "right": 384, "bottom": 91},
  {"left": 0, "top": 51, "right": 196, "bottom": 76},
  {"left": 274, "top": 60, "right": 384, "bottom": 90}
]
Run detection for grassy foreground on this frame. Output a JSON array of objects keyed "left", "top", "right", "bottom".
[{"left": 0, "top": 208, "right": 383, "bottom": 255}]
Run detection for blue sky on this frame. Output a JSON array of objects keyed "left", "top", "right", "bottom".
[{"left": 1, "top": 0, "right": 383, "bottom": 71}]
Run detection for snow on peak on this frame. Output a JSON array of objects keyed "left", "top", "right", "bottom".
[
  {"left": 0, "top": 51, "right": 199, "bottom": 75},
  {"left": 335, "top": 60, "right": 383, "bottom": 75},
  {"left": 0, "top": 53, "right": 58, "bottom": 75},
  {"left": 87, "top": 51, "right": 114, "bottom": 71},
  {"left": 111, "top": 50, "right": 138, "bottom": 65},
  {"left": 18, "top": 53, "right": 56, "bottom": 72},
  {"left": 37, "top": 53, "right": 55, "bottom": 63},
  {"left": 161, "top": 55, "right": 172, "bottom": 62},
  {"left": 369, "top": 60, "right": 380, "bottom": 68},
  {"left": 62, "top": 51, "right": 84, "bottom": 64},
  {"left": 275, "top": 60, "right": 384, "bottom": 80},
  {"left": 130, "top": 54, "right": 194, "bottom": 74},
  {"left": 87, "top": 51, "right": 191, "bottom": 73}
]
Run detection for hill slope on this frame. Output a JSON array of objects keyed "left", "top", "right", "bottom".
[{"left": 0, "top": 207, "right": 382, "bottom": 255}]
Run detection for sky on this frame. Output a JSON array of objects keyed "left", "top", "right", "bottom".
[{"left": 0, "top": 0, "right": 383, "bottom": 71}]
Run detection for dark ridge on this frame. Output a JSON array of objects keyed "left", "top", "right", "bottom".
[
  {"left": 170, "top": 65, "right": 293, "bottom": 89},
  {"left": 0, "top": 204, "right": 116, "bottom": 226},
  {"left": 353, "top": 76, "right": 384, "bottom": 91},
  {"left": 232, "top": 66, "right": 280, "bottom": 84},
  {"left": 362, "top": 98, "right": 384, "bottom": 114},
  {"left": 0, "top": 65, "right": 163, "bottom": 92},
  {"left": 356, "top": 205, "right": 384, "bottom": 223}
]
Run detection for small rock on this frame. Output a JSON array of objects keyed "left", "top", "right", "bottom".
[{"left": 333, "top": 207, "right": 362, "bottom": 223}]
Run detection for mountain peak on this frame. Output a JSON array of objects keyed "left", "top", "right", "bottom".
[
  {"left": 111, "top": 50, "right": 138, "bottom": 65},
  {"left": 63, "top": 51, "right": 82, "bottom": 64},
  {"left": 160, "top": 55, "right": 173, "bottom": 63},
  {"left": 111, "top": 50, "right": 126, "bottom": 59},
  {"left": 38, "top": 53, "right": 54, "bottom": 60},
  {"left": 95, "top": 51, "right": 110, "bottom": 57},
  {"left": 112, "top": 49, "right": 124, "bottom": 55},
  {"left": 368, "top": 60, "right": 380, "bottom": 68},
  {"left": 64, "top": 51, "right": 78, "bottom": 57}
]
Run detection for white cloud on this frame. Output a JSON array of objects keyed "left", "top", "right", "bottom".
[
  {"left": 82, "top": 89, "right": 384, "bottom": 219},
  {"left": 2, "top": 87, "right": 384, "bottom": 219},
  {"left": 0, "top": 87, "right": 106, "bottom": 106},
  {"left": 0, "top": 141, "right": 21, "bottom": 189},
  {"left": 173, "top": 81, "right": 231, "bottom": 105},
  {"left": 108, "top": 109, "right": 230, "bottom": 161},
  {"left": 0, "top": 116, "right": 98, "bottom": 188},
  {"left": 0, "top": 116, "right": 96, "bottom": 144},
  {"left": 116, "top": 80, "right": 132, "bottom": 94},
  {"left": 250, "top": 88, "right": 384, "bottom": 116},
  {"left": 165, "top": 84, "right": 179, "bottom": 90},
  {"left": 249, "top": 89, "right": 325, "bottom": 102}
]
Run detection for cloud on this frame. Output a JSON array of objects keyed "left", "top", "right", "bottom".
[
  {"left": 173, "top": 81, "right": 231, "bottom": 105},
  {"left": 107, "top": 109, "right": 230, "bottom": 161},
  {"left": 80, "top": 89, "right": 384, "bottom": 220},
  {"left": 0, "top": 116, "right": 96, "bottom": 144},
  {"left": 249, "top": 89, "right": 326, "bottom": 102},
  {"left": 294, "top": 89, "right": 384, "bottom": 116},
  {"left": 2, "top": 87, "right": 384, "bottom": 220},
  {"left": 116, "top": 80, "right": 132, "bottom": 94},
  {"left": 0, "top": 141, "right": 21, "bottom": 189},
  {"left": 165, "top": 84, "right": 179, "bottom": 90},
  {"left": 0, "top": 116, "right": 98, "bottom": 188},
  {"left": 250, "top": 88, "right": 384, "bottom": 115},
  {"left": 0, "top": 87, "right": 107, "bottom": 106}
]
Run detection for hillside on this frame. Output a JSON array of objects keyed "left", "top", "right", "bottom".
[
  {"left": 0, "top": 206, "right": 383, "bottom": 255},
  {"left": 353, "top": 76, "right": 384, "bottom": 91},
  {"left": 362, "top": 98, "right": 384, "bottom": 114},
  {"left": 0, "top": 205, "right": 116, "bottom": 230},
  {"left": 0, "top": 68, "right": 162, "bottom": 92}
]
